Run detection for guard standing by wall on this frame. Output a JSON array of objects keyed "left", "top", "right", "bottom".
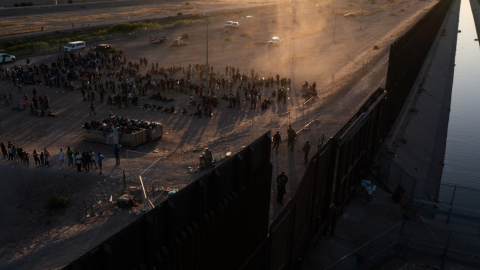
[
  {"left": 302, "top": 140, "right": 310, "bottom": 163},
  {"left": 276, "top": 172, "right": 288, "bottom": 204}
]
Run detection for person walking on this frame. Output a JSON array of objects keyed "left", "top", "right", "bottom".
[
  {"left": 66, "top": 147, "right": 74, "bottom": 168},
  {"left": 302, "top": 141, "right": 310, "bottom": 164},
  {"left": 33, "top": 150, "right": 40, "bottom": 165},
  {"left": 276, "top": 172, "right": 288, "bottom": 204},
  {"left": 272, "top": 131, "right": 281, "bottom": 152},
  {"left": 58, "top": 148, "right": 65, "bottom": 169},
  {"left": 40, "top": 151, "right": 44, "bottom": 165},
  {"left": 114, "top": 144, "right": 120, "bottom": 165},
  {"left": 98, "top": 152, "right": 104, "bottom": 174}
]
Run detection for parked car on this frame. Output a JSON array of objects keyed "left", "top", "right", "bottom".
[
  {"left": 225, "top": 21, "right": 240, "bottom": 28},
  {"left": 344, "top": 13, "right": 356, "bottom": 18},
  {"left": 94, "top": 44, "right": 112, "bottom": 52},
  {"left": 0, "top": 53, "right": 15, "bottom": 63},
  {"left": 268, "top": 37, "right": 284, "bottom": 46}
]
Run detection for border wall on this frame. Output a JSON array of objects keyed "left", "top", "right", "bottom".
[{"left": 62, "top": 0, "right": 454, "bottom": 268}]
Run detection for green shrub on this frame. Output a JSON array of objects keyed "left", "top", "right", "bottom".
[
  {"left": 7, "top": 41, "right": 48, "bottom": 52},
  {"left": 45, "top": 196, "right": 68, "bottom": 210},
  {"left": 271, "top": 19, "right": 277, "bottom": 23},
  {"left": 181, "top": 32, "right": 189, "bottom": 39},
  {"left": 224, "top": 37, "right": 232, "bottom": 41},
  {"left": 118, "top": 49, "right": 125, "bottom": 54},
  {"left": 185, "top": 1, "right": 190, "bottom": 4},
  {"left": 68, "top": 0, "right": 74, "bottom": 3},
  {"left": 20, "top": 2, "right": 27, "bottom": 6},
  {"left": 177, "top": 12, "right": 183, "bottom": 16},
  {"left": 13, "top": 3, "right": 19, "bottom": 7},
  {"left": 240, "top": 32, "right": 251, "bottom": 39},
  {"left": 27, "top": 1, "right": 33, "bottom": 5},
  {"left": 6, "top": 41, "right": 14, "bottom": 48},
  {"left": 192, "top": 12, "right": 202, "bottom": 19},
  {"left": 224, "top": 28, "right": 230, "bottom": 33}
]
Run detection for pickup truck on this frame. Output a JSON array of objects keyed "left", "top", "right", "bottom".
[
  {"left": 225, "top": 21, "right": 240, "bottom": 28},
  {"left": 0, "top": 53, "right": 16, "bottom": 63},
  {"left": 268, "top": 37, "right": 284, "bottom": 46}
]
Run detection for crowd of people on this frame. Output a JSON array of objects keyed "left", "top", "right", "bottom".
[
  {"left": 1, "top": 48, "right": 319, "bottom": 121},
  {"left": 0, "top": 141, "right": 118, "bottom": 174}
]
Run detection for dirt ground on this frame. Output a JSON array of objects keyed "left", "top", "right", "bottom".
[{"left": 0, "top": 0, "right": 438, "bottom": 268}]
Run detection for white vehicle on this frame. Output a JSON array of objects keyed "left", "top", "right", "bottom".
[
  {"left": 0, "top": 53, "right": 16, "bottom": 63},
  {"left": 64, "top": 41, "right": 86, "bottom": 52},
  {"left": 173, "top": 37, "right": 189, "bottom": 46},
  {"left": 225, "top": 21, "right": 240, "bottom": 28},
  {"left": 268, "top": 37, "right": 284, "bottom": 46}
]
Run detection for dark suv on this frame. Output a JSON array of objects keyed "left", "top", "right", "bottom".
[{"left": 94, "top": 44, "right": 112, "bottom": 52}]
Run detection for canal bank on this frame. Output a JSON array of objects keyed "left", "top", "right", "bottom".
[{"left": 383, "top": 0, "right": 459, "bottom": 201}]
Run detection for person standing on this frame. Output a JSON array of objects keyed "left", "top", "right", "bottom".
[
  {"left": 44, "top": 148, "right": 50, "bottom": 167},
  {"left": 58, "top": 148, "right": 65, "bottom": 169},
  {"left": 1, "top": 142, "right": 7, "bottom": 159},
  {"left": 302, "top": 141, "right": 310, "bottom": 164},
  {"left": 287, "top": 125, "right": 296, "bottom": 152},
  {"left": 75, "top": 150, "right": 82, "bottom": 172},
  {"left": 276, "top": 172, "right": 288, "bottom": 204},
  {"left": 98, "top": 152, "right": 104, "bottom": 174},
  {"left": 114, "top": 144, "right": 120, "bottom": 165},
  {"left": 66, "top": 147, "right": 74, "bottom": 168},
  {"left": 33, "top": 150, "right": 39, "bottom": 165},
  {"left": 89, "top": 150, "right": 97, "bottom": 169},
  {"left": 89, "top": 101, "right": 97, "bottom": 115},
  {"left": 272, "top": 131, "right": 281, "bottom": 152},
  {"left": 82, "top": 151, "right": 90, "bottom": 172},
  {"left": 40, "top": 151, "right": 44, "bottom": 165}
]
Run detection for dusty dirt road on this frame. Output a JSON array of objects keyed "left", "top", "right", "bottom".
[{"left": 0, "top": 0, "right": 438, "bottom": 268}]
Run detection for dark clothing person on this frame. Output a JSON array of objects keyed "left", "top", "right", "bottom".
[
  {"left": 302, "top": 141, "right": 311, "bottom": 163},
  {"left": 276, "top": 172, "right": 288, "bottom": 204},
  {"left": 273, "top": 132, "right": 281, "bottom": 152},
  {"left": 114, "top": 145, "right": 120, "bottom": 164}
]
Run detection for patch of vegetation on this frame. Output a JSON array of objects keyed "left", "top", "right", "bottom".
[
  {"left": 240, "top": 32, "right": 251, "bottom": 39},
  {"left": 28, "top": 1, "right": 33, "bottom": 5},
  {"left": 373, "top": 45, "right": 379, "bottom": 50},
  {"left": 13, "top": 3, "right": 19, "bottom": 7},
  {"left": 292, "top": 19, "right": 299, "bottom": 23},
  {"left": 318, "top": 9, "right": 323, "bottom": 12},
  {"left": 185, "top": 1, "right": 190, "bottom": 4},
  {"left": 224, "top": 37, "right": 232, "bottom": 41},
  {"left": 68, "top": 0, "right": 74, "bottom": 3},
  {"left": 389, "top": 12, "right": 397, "bottom": 16},
  {"left": 45, "top": 196, "right": 68, "bottom": 210},
  {"left": 5, "top": 41, "right": 14, "bottom": 48},
  {"left": 181, "top": 32, "right": 189, "bottom": 39},
  {"left": 224, "top": 28, "right": 230, "bottom": 33},
  {"left": 177, "top": 12, "right": 183, "bottom": 16},
  {"left": 349, "top": 3, "right": 354, "bottom": 6},
  {"left": 192, "top": 12, "right": 202, "bottom": 19},
  {"left": 20, "top": 2, "right": 28, "bottom": 6},
  {"left": 271, "top": 19, "right": 277, "bottom": 23}
]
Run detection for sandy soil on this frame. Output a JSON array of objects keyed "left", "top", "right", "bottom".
[{"left": 0, "top": 0, "right": 438, "bottom": 268}]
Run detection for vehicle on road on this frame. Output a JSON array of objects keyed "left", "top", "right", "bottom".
[
  {"left": 173, "top": 37, "right": 189, "bottom": 46},
  {"left": 151, "top": 36, "right": 167, "bottom": 44},
  {"left": 94, "top": 44, "right": 112, "bottom": 52},
  {"left": 344, "top": 13, "right": 356, "bottom": 18},
  {"left": 64, "top": 41, "right": 86, "bottom": 52},
  {"left": 225, "top": 21, "right": 240, "bottom": 28},
  {"left": 268, "top": 37, "right": 284, "bottom": 46},
  {"left": 0, "top": 53, "right": 16, "bottom": 63}
]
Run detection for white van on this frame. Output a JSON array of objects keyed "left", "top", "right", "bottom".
[{"left": 64, "top": 41, "right": 86, "bottom": 52}]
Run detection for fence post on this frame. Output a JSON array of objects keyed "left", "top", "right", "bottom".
[{"left": 446, "top": 184, "right": 457, "bottom": 224}]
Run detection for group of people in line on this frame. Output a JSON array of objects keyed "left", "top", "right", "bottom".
[{"left": 0, "top": 141, "right": 124, "bottom": 175}]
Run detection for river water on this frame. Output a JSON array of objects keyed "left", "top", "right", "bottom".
[{"left": 440, "top": 0, "right": 480, "bottom": 210}]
